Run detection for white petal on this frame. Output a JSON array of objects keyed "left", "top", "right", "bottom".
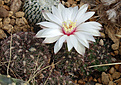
[
  {"left": 45, "top": 12, "right": 62, "bottom": 26},
  {"left": 54, "top": 37, "right": 64, "bottom": 54},
  {"left": 42, "top": 11, "right": 50, "bottom": 21},
  {"left": 66, "top": 36, "right": 73, "bottom": 51},
  {"left": 76, "top": 12, "right": 95, "bottom": 26},
  {"left": 52, "top": 6, "right": 63, "bottom": 21},
  {"left": 70, "top": 35, "right": 78, "bottom": 48},
  {"left": 74, "top": 32, "right": 89, "bottom": 48},
  {"left": 35, "top": 29, "right": 45, "bottom": 38},
  {"left": 77, "top": 23, "right": 101, "bottom": 36},
  {"left": 79, "top": 4, "right": 88, "bottom": 11},
  {"left": 58, "top": 3, "right": 65, "bottom": 12},
  {"left": 77, "top": 22, "right": 102, "bottom": 30},
  {"left": 76, "top": 42, "right": 85, "bottom": 55},
  {"left": 40, "top": 29, "right": 63, "bottom": 37},
  {"left": 70, "top": 35, "right": 85, "bottom": 55},
  {"left": 74, "top": 4, "right": 88, "bottom": 22},
  {"left": 71, "top": 6, "right": 78, "bottom": 21},
  {"left": 85, "top": 21, "right": 102, "bottom": 27},
  {"left": 62, "top": 8, "right": 72, "bottom": 21},
  {"left": 43, "top": 36, "right": 61, "bottom": 43},
  {"left": 58, "top": 35, "right": 67, "bottom": 47},
  {"left": 37, "top": 22, "right": 61, "bottom": 29}
]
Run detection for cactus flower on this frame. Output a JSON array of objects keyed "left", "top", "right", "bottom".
[{"left": 36, "top": 3, "right": 102, "bottom": 55}]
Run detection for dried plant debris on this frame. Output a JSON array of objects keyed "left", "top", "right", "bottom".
[
  {"left": 53, "top": 37, "right": 112, "bottom": 77},
  {"left": 38, "top": 70, "right": 75, "bottom": 85},
  {"left": 96, "top": 0, "right": 121, "bottom": 55},
  {"left": 0, "top": 32, "right": 51, "bottom": 80},
  {"left": 23, "top": 0, "right": 60, "bottom": 25},
  {"left": 97, "top": 0, "right": 121, "bottom": 24}
]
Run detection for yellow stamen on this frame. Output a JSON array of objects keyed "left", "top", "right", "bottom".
[{"left": 62, "top": 20, "right": 76, "bottom": 34}]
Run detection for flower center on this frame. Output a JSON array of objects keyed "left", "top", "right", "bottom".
[{"left": 62, "top": 20, "right": 77, "bottom": 36}]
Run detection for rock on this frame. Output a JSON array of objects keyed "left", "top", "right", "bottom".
[
  {"left": 93, "top": 78, "right": 97, "bottom": 82},
  {"left": 102, "top": 72, "right": 110, "bottom": 85},
  {"left": 114, "top": 50, "right": 119, "bottom": 55},
  {"left": 15, "top": 18, "right": 26, "bottom": 26},
  {"left": 2, "top": 5, "right": 10, "bottom": 10},
  {"left": 10, "top": 0, "right": 22, "bottom": 13},
  {"left": 99, "top": 39, "right": 104, "bottom": 46},
  {"left": 115, "top": 64, "right": 120, "bottom": 70},
  {"left": 13, "top": 25, "right": 22, "bottom": 32},
  {"left": 112, "top": 72, "right": 121, "bottom": 79},
  {"left": 118, "top": 82, "right": 121, "bottom": 85},
  {"left": 118, "top": 65, "right": 121, "bottom": 72},
  {"left": 0, "top": 29, "right": 7, "bottom": 39},
  {"left": 8, "top": 11, "right": 13, "bottom": 17},
  {"left": 0, "top": 18, "right": 2, "bottom": 22},
  {"left": 65, "top": 2, "right": 70, "bottom": 7},
  {"left": 2, "top": 24, "right": 13, "bottom": 31},
  {"left": 114, "top": 78, "right": 121, "bottom": 83},
  {"left": 108, "top": 74, "right": 113, "bottom": 81},
  {"left": 4, "top": 0, "right": 10, "bottom": 4},
  {"left": 98, "top": 78, "right": 102, "bottom": 84},
  {"left": 89, "top": 76, "right": 93, "bottom": 81},
  {"left": 3, "top": 17, "right": 10, "bottom": 25},
  {"left": 109, "top": 67, "right": 115, "bottom": 74},
  {"left": 0, "top": 0, "right": 4, "bottom": 6},
  {"left": 10, "top": 19, "right": 15, "bottom": 25},
  {"left": 108, "top": 81, "right": 114, "bottom": 85},
  {"left": 22, "top": 17, "right": 28, "bottom": 24},
  {"left": 0, "top": 7, "right": 9, "bottom": 18},
  {"left": 111, "top": 57, "right": 117, "bottom": 62},
  {"left": 119, "top": 46, "right": 121, "bottom": 55},
  {"left": 0, "top": 22, "right": 2, "bottom": 28},
  {"left": 95, "top": 83, "right": 102, "bottom": 85},
  {"left": 100, "top": 32, "right": 105, "bottom": 38},
  {"left": 78, "top": 79, "right": 85, "bottom": 85},
  {"left": 111, "top": 44, "right": 119, "bottom": 50},
  {"left": 15, "top": 12, "right": 25, "bottom": 18}
]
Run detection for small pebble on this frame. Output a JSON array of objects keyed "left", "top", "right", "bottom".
[
  {"left": 15, "top": 11, "right": 25, "bottom": 18},
  {"left": 0, "top": 22, "right": 2, "bottom": 28},
  {"left": 112, "top": 72, "right": 121, "bottom": 79},
  {"left": 115, "top": 64, "right": 120, "bottom": 70},
  {"left": 4, "top": 0, "right": 10, "bottom": 4},
  {"left": 0, "top": 29, "right": 7, "bottom": 39},
  {"left": 3, "top": 24, "right": 13, "bottom": 31},
  {"left": 111, "top": 44, "right": 119, "bottom": 50},
  {"left": 99, "top": 39, "right": 104, "bottom": 46},
  {"left": 114, "top": 50, "right": 119, "bottom": 55},
  {"left": 114, "top": 78, "right": 121, "bottom": 83},
  {"left": 95, "top": 83, "right": 102, "bottom": 85},
  {"left": 10, "top": 19, "right": 15, "bottom": 25},
  {"left": 118, "top": 65, "right": 121, "bottom": 72},
  {"left": 0, "top": 7, "right": 9, "bottom": 18},
  {"left": 100, "top": 32, "right": 105, "bottom": 38},
  {"left": 109, "top": 67, "right": 115, "bottom": 74},
  {"left": 3, "top": 17, "right": 10, "bottom": 24},
  {"left": 8, "top": 11, "right": 13, "bottom": 17},
  {"left": 10, "top": 0, "right": 22, "bottom": 13},
  {"left": 108, "top": 81, "right": 114, "bottom": 85},
  {"left": 102, "top": 72, "right": 110, "bottom": 85}
]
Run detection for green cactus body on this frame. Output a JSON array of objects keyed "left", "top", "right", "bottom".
[
  {"left": 23, "top": 0, "right": 60, "bottom": 25},
  {"left": 0, "top": 74, "right": 29, "bottom": 85},
  {"left": 54, "top": 38, "right": 112, "bottom": 77},
  {"left": 0, "top": 32, "right": 51, "bottom": 80}
]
